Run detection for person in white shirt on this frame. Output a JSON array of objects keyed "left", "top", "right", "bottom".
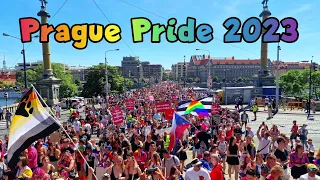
[
  {"left": 185, "top": 158, "right": 210, "bottom": 180},
  {"left": 257, "top": 124, "right": 271, "bottom": 160},
  {"left": 55, "top": 105, "right": 61, "bottom": 118},
  {"left": 73, "top": 118, "right": 81, "bottom": 133},
  {"left": 299, "top": 164, "right": 320, "bottom": 180}
]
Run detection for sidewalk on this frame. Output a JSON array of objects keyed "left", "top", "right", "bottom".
[{"left": 221, "top": 104, "right": 318, "bottom": 115}]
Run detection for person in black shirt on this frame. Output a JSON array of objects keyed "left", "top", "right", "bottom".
[
  {"left": 144, "top": 135, "right": 154, "bottom": 152},
  {"left": 274, "top": 137, "right": 289, "bottom": 170},
  {"left": 196, "top": 127, "right": 211, "bottom": 150}
]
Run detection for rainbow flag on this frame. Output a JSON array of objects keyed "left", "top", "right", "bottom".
[
  {"left": 184, "top": 100, "right": 209, "bottom": 116},
  {"left": 7, "top": 87, "right": 60, "bottom": 168}
]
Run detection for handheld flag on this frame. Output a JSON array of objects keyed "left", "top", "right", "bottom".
[
  {"left": 7, "top": 87, "right": 60, "bottom": 168},
  {"left": 176, "top": 97, "right": 212, "bottom": 116},
  {"left": 184, "top": 100, "right": 209, "bottom": 116},
  {"left": 168, "top": 113, "right": 191, "bottom": 151}
]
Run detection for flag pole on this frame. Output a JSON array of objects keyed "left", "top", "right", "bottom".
[{"left": 32, "top": 85, "right": 99, "bottom": 180}]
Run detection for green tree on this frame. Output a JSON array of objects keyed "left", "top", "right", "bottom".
[
  {"left": 187, "top": 77, "right": 194, "bottom": 83},
  {"left": 212, "top": 76, "right": 218, "bottom": 82},
  {"left": 237, "top": 77, "right": 243, "bottom": 82},
  {"left": 168, "top": 74, "right": 175, "bottom": 81},
  {"left": 279, "top": 70, "right": 309, "bottom": 96},
  {"left": 124, "top": 78, "right": 134, "bottom": 89},
  {"left": 222, "top": 77, "right": 226, "bottom": 82},
  {"left": 17, "top": 63, "right": 78, "bottom": 98},
  {"left": 81, "top": 63, "right": 125, "bottom": 97},
  {"left": 162, "top": 72, "right": 169, "bottom": 81}
]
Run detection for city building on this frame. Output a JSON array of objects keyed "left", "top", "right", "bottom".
[
  {"left": 272, "top": 61, "right": 311, "bottom": 75},
  {"left": 171, "top": 62, "right": 188, "bottom": 81},
  {"left": 15, "top": 61, "right": 43, "bottom": 71},
  {"left": 0, "top": 71, "right": 16, "bottom": 85},
  {"left": 121, "top": 56, "right": 162, "bottom": 82},
  {"left": 68, "top": 66, "right": 90, "bottom": 84},
  {"left": 186, "top": 55, "right": 273, "bottom": 82}
]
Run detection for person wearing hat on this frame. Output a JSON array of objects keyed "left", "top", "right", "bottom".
[
  {"left": 299, "top": 164, "right": 320, "bottom": 179},
  {"left": 185, "top": 158, "right": 210, "bottom": 180}
]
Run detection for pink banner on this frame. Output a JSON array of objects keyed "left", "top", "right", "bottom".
[
  {"left": 111, "top": 106, "right": 124, "bottom": 125},
  {"left": 155, "top": 102, "right": 170, "bottom": 112},
  {"left": 211, "top": 103, "right": 219, "bottom": 114},
  {"left": 125, "top": 99, "right": 135, "bottom": 110}
]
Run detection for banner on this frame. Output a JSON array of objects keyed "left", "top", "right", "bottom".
[
  {"left": 211, "top": 103, "right": 219, "bottom": 114},
  {"left": 125, "top": 99, "right": 135, "bottom": 110},
  {"left": 111, "top": 106, "right": 124, "bottom": 125},
  {"left": 155, "top": 101, "right": 170, "bottom": 112},
  {"left": 164, "top": 109, "right": 174, "bottom": 121}
]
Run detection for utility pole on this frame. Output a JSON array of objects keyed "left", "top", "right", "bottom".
[
  {"left": 275, "top": 43, "right": 281, "bottom": 110},
  {"left": 308, "top": 56, "right": 313, "bottom": 118},
  {"left": 183, "top": 55, "right": 186, "bottom": 88},
  {"left": 225, "top": 71, "right": 227, "bottom": 105}
]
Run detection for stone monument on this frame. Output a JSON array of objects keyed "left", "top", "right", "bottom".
[
  {"left": 36, "top": 0, "right": 61, "bottom": 106},
  {"left": 254, "top": 0, "right": 275, "bottom": 87}
]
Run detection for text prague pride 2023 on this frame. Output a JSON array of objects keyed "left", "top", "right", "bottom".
[{"left": 19, "top": 17, "right": 214, "bottom": 49}]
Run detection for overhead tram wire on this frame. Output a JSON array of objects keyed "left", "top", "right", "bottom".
[
  {"left": 91, "top": 0, "right": 136, "bottom": 56},
  {"left": 9, "top": 0, "right": 70, "bottom": 68},
  {"left": 117, "top": 0, "right": 257, "bottom": 56}
]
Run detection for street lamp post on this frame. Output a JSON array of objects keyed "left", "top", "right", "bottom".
[
  {"left": 308, "top": 56, "right": 314, "bottom": 118},
  {"left": 137, "top": 65, "right": 141, "bottom": 86},
  {"left": 3, "top": 33, "right": 38, "bottom": 89},
  {"left": 275, "top": 43, "right": 281, "bottom": 110},
  {"left": 224, "top": 70, "right": 227, "bottom": 105},
  {"left": 183, "top": 55, "right": 186, "bottom": 88},
  {"left": 104, "top": 49, "right": 119, "bottom": 98}
]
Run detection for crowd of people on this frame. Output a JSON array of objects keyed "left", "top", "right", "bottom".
[{"left": 0, "top": 81, "right": 318, "bottom": 180}]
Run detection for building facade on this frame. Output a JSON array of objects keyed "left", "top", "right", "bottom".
[
  {"left": 15, "top": 61, "right": 43, "bottom": 71},
  {"left": 171, "top": 62, "right": 188, "bottom": 81},
  {"left": 121, "top": 56, "right": 163, "bottom": 82},
  {"left": 186, "top": 55, "right": 273, "bottom": 82},
  {"left": 272, "top": 61, "right": 310, "bottom": 75},
  {"left": 68, "top": 66, "right": 90, "bottom": 84},
  {"left": 0, "top": 72, "right": 16, "bottom": 85}
]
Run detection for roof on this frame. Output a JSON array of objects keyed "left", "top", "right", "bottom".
[
  {"left": 191, "top": 55, "right": 261, "bottom": 66},
  {"left": 272, "top": 61, "right": 311, "bottom": 69}
]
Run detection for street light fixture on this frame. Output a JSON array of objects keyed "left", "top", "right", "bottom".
[
  {"left": 301, "top": 57, "right": 314, "bottom": 119},
  {"left": 104, "top": 49, "right": 119, "bottom": 98},
  {"left": 2, "top": 33, "right": 39, "bottom": 89}
]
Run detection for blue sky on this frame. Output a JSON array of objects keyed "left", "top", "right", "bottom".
[{"left": 0, "top": 0, "right": 319, "bottom": 69}]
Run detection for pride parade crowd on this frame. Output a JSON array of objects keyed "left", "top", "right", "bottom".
[{"left": 0, "top": 81, "right": 319, "bottom": 180}]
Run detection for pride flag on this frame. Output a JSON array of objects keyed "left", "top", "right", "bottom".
[
  {"left": 7, "top": 87, "right": 60, "bottom": 168},
  {"left": 168, "top": 113, "right": 191, "bottom": 151},
  {"left": 184, "top": 100, "right": 209, "bottom": 116}
]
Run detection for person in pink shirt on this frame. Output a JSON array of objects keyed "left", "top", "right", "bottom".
[{"left": 27, "top": 145, "right": 38, "bottom": 170}]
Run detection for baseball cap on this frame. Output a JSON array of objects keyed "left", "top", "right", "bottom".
[
  {"left": 308, "top": 164, "right": 318, "bottom": 171},
  {"left": 105, "top": 145, "right": 112, "bottom": 150},
  {"left": 191, "top": 158, "right": 202, "bottom": 167}
]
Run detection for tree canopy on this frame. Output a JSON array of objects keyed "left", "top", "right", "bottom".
[
  {"left": 81, "top": 63, "right": 133, "bottom": 97},
  {"left": 17, "top": 63, "right": 79, "bottom": 98},
  {"left": 279, "top": 69, "right": 320, "bottom": 98}
]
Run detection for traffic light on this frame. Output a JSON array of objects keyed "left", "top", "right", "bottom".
[{"left": 4, "top": 92, "right": 8, "bottom": 99}]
